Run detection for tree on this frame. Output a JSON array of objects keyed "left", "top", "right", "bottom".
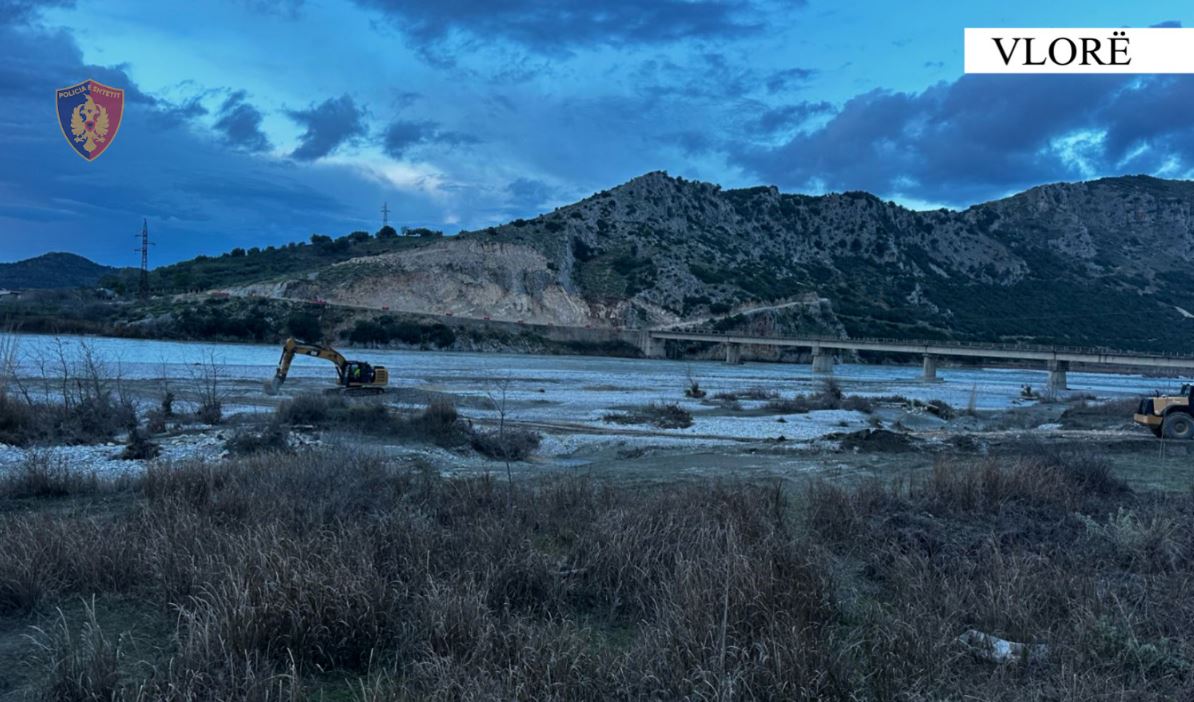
[
  {"left": 171, "top": 269, "right": 193, "bottom": 291},
  {"left": 376, "top": 225, "right": 398, "bottom": 239},
  {"left": 230, "top": 247, "right": 246, "bottom": 257},
  {"left": 310, "top": 234, "right": 332, "bottom": 247},
  {"left": 347, "top": 231, "right": 371, "bottom": 244},
  {"left": 286, "top": 312, "right": 322, "bottom": 342},
  {"left": 348, "top": 319, "right": 388, "bottom": 344}
]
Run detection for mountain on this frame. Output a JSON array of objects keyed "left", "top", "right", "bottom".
[
  {"left": 0, "top": 252, "right": 120, "bottom": 289},
  {"left": 160, "top": 173, "right": 1194, "bottom": 353}
]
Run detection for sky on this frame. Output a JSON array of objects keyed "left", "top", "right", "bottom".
[{"left": 1, "top": 0, "right": 1192, "bottom": 266}]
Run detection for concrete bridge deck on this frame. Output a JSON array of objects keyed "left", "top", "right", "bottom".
[{"left": 642, "top": 330, "right": 1194, "bottom": 390}]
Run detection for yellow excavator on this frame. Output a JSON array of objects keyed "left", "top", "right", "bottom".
[{"left": 265, "top": 338, "right": 389, "bottom": 395}]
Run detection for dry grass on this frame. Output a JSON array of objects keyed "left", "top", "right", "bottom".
[
  {"left": 0, "top": 448, "right": 1190, "bottom": 699},
  {"left": 0, "top": 393, "right": 135, "bottom": 446},
  {"left": 0, "top": 451, "right": 100, "bottom": 499},
  {"left": 713, "top": 386, "right": 778, "bottom": 402}
]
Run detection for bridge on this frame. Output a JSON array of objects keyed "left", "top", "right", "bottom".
[{"left": 639, "top": 330, "right": 1194, "bottom": 391}]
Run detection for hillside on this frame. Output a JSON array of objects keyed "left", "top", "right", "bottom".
[
  {"left": 132, "top": 173, "right": 1194, "bottom": 353},
  {"left": 88, "top": 228, "right": 444, "bottom": 295},
  {"left": 0, "top": 252, "right": 120, "bottom": 289}
]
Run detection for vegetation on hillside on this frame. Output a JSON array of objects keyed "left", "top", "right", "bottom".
[
  {"left": 99, "top": 228, "right": 442, "bottom": 296},
  {"left": 0, "top": 252, "right": 121, "bottom": 290}
]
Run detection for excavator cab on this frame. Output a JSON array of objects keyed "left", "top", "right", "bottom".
[{"left": 345, "top": 361, "right": 375, "bottom": 385}]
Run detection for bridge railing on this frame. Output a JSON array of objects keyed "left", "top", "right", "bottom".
[{"left": 649, "top": 329, "right": 1194, "bottom": 361}]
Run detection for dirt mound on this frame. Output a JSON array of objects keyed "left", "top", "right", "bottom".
[{"left": 831, "top": 428, "right": 917, "bottom": 453}]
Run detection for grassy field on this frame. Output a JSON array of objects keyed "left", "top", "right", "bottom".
[{"left": 0, "top": 447, "right": 1191, "bottom": 700}]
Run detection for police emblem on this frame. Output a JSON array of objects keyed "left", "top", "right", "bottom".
[{"left": 56, "top": 79, "right": 125, "bottom": 161}]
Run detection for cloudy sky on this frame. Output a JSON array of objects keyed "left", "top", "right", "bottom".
[{"left": 1, "top": 0, "right": 1191, "bottom": 265}]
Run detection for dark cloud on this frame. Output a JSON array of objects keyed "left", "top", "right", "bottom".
[
  {"left": 287, "top": 94, "right": 367, "bottom": 161},
  {"left": 633, "top": 52, "right": 791, "bottom": 102},
  {"left": 732, "top": 74, "right": 1194, "bottom": 204},
  {"left": 352, "top": 0, "right": 766, "bottom": 52},
  {"left": 215, "top": 91, "right": 271, "bottom": 152},
  {"left": 381, "top": 119, "right": 476, "bottom": 158},
  {"left": 765, "top": 67, "right": 817, "bottom": 94},
  {"left": 382, "top": 120, "right": 432, "bottom": 158},
  {"left": 0, "top": 24, "right": 153, "bottom": 104},
  {"left": 750, "top": 101, "right": 833, "bottom": 134},
  {"left": 0, "top": 0, "right": 72, "bottom": 26},
  {"left": 151, "top": 96, "right": 208, "bottom": 128}
]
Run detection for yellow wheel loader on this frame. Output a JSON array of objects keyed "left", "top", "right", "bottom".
[
  {"left": 1134, "top": 384, "right": 1194, "bottom": 439},
  {"left": 265, "top": 338, "right": 389, "bottom": 396}
]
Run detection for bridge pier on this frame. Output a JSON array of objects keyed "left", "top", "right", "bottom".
[
  {"left": 922, "top": 354, "right": 938, "bottom": 381},
  {"left": 725, "top": 343, "right": 743, "bottom": 365},
  {"left": 1048, "top": 360, "right": 1069, "bottom": 392},
  {"left": 811, "top": 348, "right": 834, "bottom": 374},
  {"left": 639, "top": 331, "right": 665, "bottom": 358}
]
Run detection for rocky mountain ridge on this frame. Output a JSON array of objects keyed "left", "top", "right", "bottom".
[{"left": 267, "top": 172, "right": 1194, "bottom": 352}]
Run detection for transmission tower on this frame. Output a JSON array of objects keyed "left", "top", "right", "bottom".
[
  {"left": 133, "top": 219, "right": 153, "bottom": 299},
  {"left": 381, "top": 201, "right": 391, "bottom": 227}
]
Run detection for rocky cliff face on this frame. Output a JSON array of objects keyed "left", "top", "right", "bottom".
[{"left": 274, "top": 172, "right": 1194, "bottom": 352}]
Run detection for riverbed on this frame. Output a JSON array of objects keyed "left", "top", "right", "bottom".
[{"left": 1, "top": 333, "right": 1189, "bottom": 485}]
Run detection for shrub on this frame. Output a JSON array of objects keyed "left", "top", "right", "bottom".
[
  {"left": 119, "top": 428, "right": 161, "bottom": 460},
  {"left": 764, "top": 382, "right": 873, "bottom": 415},
  {"left": 604, "top": 402, "right": 693, "bottom": 429},
  {"left": 0, "top": 393, "right": 34, "bottom": 444},
  {"left": 224, "top": 423, "right": 290, "bottom": 455},
  {"left": 471, "top": 428, "right": 541, "bottom": 461},
  {"left": 403, "top": 398, "right": 468, "bottom": 446},
  {"left": 197, "top": 399, "right": 222, "bottom": 425},
  {"left": 277, "top": 393, "right": 344, "bottom": 425},
  {"left": 713, "top": 386, "right": 778, "bottom": 402},
  {"left": 286, "top": 312, "right": 322, "bottom": 342}
]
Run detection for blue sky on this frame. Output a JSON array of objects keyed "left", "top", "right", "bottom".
[{"left": 1, "top": 0, "right": 1191, "bottom": 265}]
